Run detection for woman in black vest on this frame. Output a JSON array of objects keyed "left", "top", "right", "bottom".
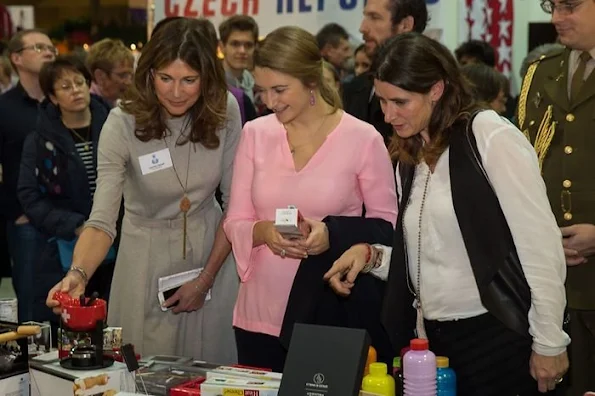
[
  {"left": 323, "top": 33, "right": 569, "bottom": 395},
  {"left": 17, "top": 56, "right": 114, "bottom": 328}
]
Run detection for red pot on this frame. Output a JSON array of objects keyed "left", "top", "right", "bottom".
[{"left": 54, "top": 292, "right": 107, "bottom": 331}]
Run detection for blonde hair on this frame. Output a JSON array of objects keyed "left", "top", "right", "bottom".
[
  {"left": 322, "top": 60, "right": 340, "bottom": 83},
  {"left": 255, "top": 26, "right": 342, "bottom": 111},
  {"left": 86, "top": 38, "right": 134, "bottom": 79}
]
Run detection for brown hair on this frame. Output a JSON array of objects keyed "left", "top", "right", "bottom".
[
  {"left": 315, "top": 23, "right": 349, "bottom": 49},
  {"left": 188, "top": 18, "right": 219, "bottom": 49},
  {"left": 388, "top": 0, "right": 428, "bottom": 33},
  {"left": 375, "top": 33, "right": 483, "bottom": 165},
  {"left": 461, "top": 63, "right": 507, "bottom": 104},
  {"left": 120, "top": 18, "right": 228, "bottom": 148},
  {"left": 39, "top": 55, "right": 92, "bottom": 97},
  {"left": 7, "top": 29, "right": 47, "bottom": 55},
  {"left": 322, "top": 60, "right": 340, "bottom": 84},
  {"left": 7, "top": 29, "right": 49, "bottom": 69},
  {"left": 255, "top": 26, "right": 342, "bottom": 112},
  {"left": 86, "top": 38, "right": 134, "bottom": 79},
  {"left": 0, "top": 56, "right": 12, "bottom": 79},
  {"left": 219, "top": 15, "right": 259, "bottom": 44}
]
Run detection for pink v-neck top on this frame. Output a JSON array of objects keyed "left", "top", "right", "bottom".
[{"left": 223, "top": 112, "right": 397, "bottom": 337}]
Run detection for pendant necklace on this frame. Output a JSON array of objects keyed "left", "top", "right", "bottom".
[
  {"left": 67, "top": 125, "right": 91, "bottom": 151},
  {"left": 286, "top": 113, "right": 330, "bottom": 155},
  {"left": 165, "top": 128, "right": 193, "bottom": 260}
]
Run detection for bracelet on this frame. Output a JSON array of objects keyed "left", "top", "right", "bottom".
[
  {"left": 361, "top": 244, "right": 375, "bottom": 273},
  {"left": 373, "top": 247, "right": 384, "bottom": 269},
  {"left": 69, "top": 265, "right": 88, "bottom": 284},
  {"left": 196, "top": 275, "right": 213, "bottom": 288},
  {"left": 194, "top": 279, "right": 210, "bottom": 295},
  {"left": 201, "top": 269, "right": 215, "bottom": 282},
  {"left": 194, "top": 286, "right": 209, "bottom": 296}
]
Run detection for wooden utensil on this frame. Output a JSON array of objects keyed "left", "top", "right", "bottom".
[{"left": 0, "top": 325, "right": 41, "bottom": 343}]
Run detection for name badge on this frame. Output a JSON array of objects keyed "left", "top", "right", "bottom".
[{"left": 138, "top": 148, "right": 173, "bottom": 175}]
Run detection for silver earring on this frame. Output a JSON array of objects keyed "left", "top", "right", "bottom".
[{"left": 309, "top": 90, "right": 316, "bottom": 106}]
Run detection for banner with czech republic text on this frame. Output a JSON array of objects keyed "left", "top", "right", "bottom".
[{"left": 152, "top": 0, "right": 447, "bottom": 44}]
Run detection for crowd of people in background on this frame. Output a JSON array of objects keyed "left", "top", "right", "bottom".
[{"left": 1, "top": 0, "right": 595, "bottom": 395}]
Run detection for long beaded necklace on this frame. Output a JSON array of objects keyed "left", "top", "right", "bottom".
[{"left": 404, "top": 165, "right": 432, "bottom": 339}]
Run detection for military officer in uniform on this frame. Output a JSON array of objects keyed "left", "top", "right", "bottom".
[{"left": 517, "top": 1, "right": 595, "bottom": 394}]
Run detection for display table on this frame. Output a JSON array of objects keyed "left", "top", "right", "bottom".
[
  {"left": 29, "top": 351, "right": 136, "bottom": 396},
  {"left": 0, "top": 372, "right": 29, "bottom": 396}
]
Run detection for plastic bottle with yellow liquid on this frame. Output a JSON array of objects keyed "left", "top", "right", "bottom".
[{"left": 362, "top": 362, "right": 396, "bottom": 396}]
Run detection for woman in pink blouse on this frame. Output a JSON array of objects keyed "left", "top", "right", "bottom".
[{"left": 223, "top": 26, "right": 397, "bottom": 372}]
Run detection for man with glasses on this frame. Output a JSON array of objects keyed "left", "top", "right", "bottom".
[
  {"left": 517, "top": 1, "right": 595, "bottom": 394},
  {"left": 219, "top": 15, "right": 258, "bottom": 104},
  {"left": 0, "top": 29, "right": 56, "bottom": 323},
  {"left": 86, "top": 38, "right": 134, "bottom": 108}
]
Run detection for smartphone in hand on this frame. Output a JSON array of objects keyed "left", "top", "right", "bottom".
[{"left": 158, "top": 286, "right": 180, "bottom": 311}]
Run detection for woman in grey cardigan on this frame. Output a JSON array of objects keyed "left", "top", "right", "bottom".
[{"left": 46, "top": 18, "right": 240, "bottom": 363}]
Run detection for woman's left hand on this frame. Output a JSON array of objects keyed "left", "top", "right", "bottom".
[
  {"left": 163, "top": 275, "right": 213, "bottom": 314},
  {"left": 323, "top": 244, "right": 369, "bottom": 297},
  {"left": 530, "top": 350, "right": 569, "bottom": 393},
  {"left": 297, "top": 218, "right": 329, "bottom": 255}
]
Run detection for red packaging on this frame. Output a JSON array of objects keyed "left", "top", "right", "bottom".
[{"left": 170, "top": 377, "right": 206, "bottom": 396}]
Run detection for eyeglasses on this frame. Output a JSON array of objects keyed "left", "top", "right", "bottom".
[
  {"left": 55, "top": 79, "right": 88, "bottom": 93},
  {"left": 541, "top": 0, "right": 585, "bottom": 15},
  {"left": 16, "top": 43, "right": 58, "bottom": 56}
]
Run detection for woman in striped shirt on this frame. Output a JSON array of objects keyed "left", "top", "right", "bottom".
[{"left": 17, "top": 55, "right": 114, "bottom": 329}]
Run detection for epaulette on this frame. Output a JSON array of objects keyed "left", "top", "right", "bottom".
[
  {"left": 517, "top": 48, "right": 565, "bottom": 136},
  {"left": 529, "top": 47, "right": 565, "bottom": 66},
  {"left": 518, "top": 47, "right": 566, "bottom": 170}
]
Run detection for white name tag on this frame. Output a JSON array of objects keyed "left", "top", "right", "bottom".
[{"left": 138, "top": 148, "right": 173, "bottom": 175}]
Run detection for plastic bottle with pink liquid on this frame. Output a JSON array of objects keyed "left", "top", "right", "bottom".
[{"left": 403, "top": 338, "right": 437, "bottom": 396}]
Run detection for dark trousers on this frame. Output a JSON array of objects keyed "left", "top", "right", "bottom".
[
  {"left": 6, "top": 221, "right": 44, "bottom": 323},
  {"left": 425, "top": 312, "right": 553, "bottom": 396},
  {"left": 566, "top": 309, "right": 595, "bottom": 396},
  {"left": 234, "top": 327, "right": 287, "bottom": 373}
]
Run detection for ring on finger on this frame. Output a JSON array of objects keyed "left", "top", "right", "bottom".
[
  {"left": 555, "top": 377, "right": 563, "bottom": 384},
  {"left": 280, "top": 249, "right": 286, "bottom": 258}
]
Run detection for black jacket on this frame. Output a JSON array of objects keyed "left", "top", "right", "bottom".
[
  {"left": 17, "top": 96, "right": 110, "bottom": 323},
  {"left": 381, "top": 116, "right": 532, "bottom": 351},
  {"left": 0, "top": 83, "right": 42, "bottom": 221},
  {"left": 342, "top": 73, "right": 392, "bottom": 145},
  {"left": 18, "top": 96, "right": 109, "bottom": 240},
  {"left": 280, "top": 216, "right": 395, "bottom": 364}
]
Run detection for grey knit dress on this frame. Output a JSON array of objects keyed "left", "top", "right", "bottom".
[{"left": 84, "top": 94, "right": 240, "bottom": 364}]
